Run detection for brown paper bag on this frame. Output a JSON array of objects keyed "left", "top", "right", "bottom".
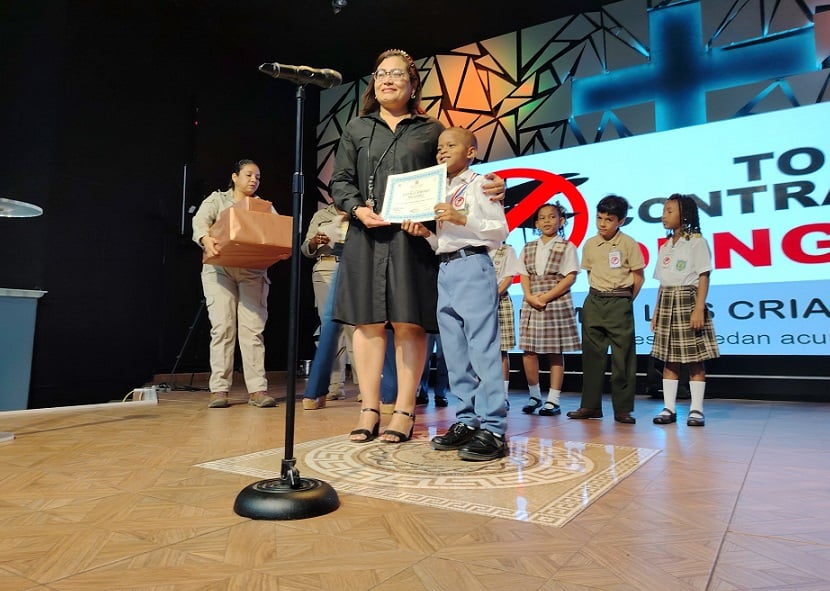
[{"left": 202, "top": 198, "right": 292, "bottom": 269}]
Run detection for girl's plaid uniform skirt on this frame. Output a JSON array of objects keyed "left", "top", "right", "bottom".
[
  {"left": 497, "top": 294, "right": 515, "bottom": 351},
  {"left": 651, "top": 285, "right": 719, "bottom": 363},
  {"left": 518, "top": 282, "right": 581, "bottom": 353}
]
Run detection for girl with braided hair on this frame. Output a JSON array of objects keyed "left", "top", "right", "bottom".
[{"left": 651, "top": 193, "right": 719, "bottom": 427}]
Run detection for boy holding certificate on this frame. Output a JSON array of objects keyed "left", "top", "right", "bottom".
[{"left": 402, "top": 127, "right": 509, "bottom": 461}]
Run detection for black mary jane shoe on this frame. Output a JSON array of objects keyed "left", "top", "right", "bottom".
[
  {"left": 687, "top": 410, "right": 705, "bottom": 427},
  {"left": 538, "top": 402, "right": 561, "bottom": 416},
  {"left": 652, "top": 408, "right": 677, "bottom": 424},
  {"left": 349, "top": 407, "right": 380, "bottom": 443},
  {"left": 381, "top": 409, "right": 416, "bottom": 443},
  {"left": 521, "top": 397, "right": 542, "bottom": 414}
]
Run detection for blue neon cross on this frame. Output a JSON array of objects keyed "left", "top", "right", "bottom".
[{"left": 571, "top": 0, "right": 817, "bottom": 131}]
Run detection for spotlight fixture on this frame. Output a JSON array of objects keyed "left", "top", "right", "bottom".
[{"left": 332, "top": 0, "right": 347, "bottom": 14}]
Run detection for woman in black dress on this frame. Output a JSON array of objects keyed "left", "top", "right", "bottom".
[{"left": 332, "top": 49, "right": 502, "bottom": 443}]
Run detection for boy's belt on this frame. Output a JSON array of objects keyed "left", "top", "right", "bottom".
[
  {"left": 317, "top": 255, "right": 339, "bottom": 262},
  {"left": 589, "top": 287, "right": 632, "bottom": 298},
  {"left": 439, "top": 245, "right": 488, "bottom": 263}
]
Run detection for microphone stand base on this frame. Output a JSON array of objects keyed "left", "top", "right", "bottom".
[{"left": 233, "top": 476, "right": 339, "bottom": 520}]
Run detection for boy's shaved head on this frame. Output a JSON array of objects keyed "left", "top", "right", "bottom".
[{"left": 441, "top": 127, "right": 477, "bottom": 150}]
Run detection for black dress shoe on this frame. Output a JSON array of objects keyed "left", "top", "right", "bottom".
[
  {"left": 653, "top": 408, "right": 677, "bottom": 424},
  {"left": 614, "top": 412, "right": 636, "bottom": 424},
  {"left": 434, "top": 396, "right": 449, "bottom": 407},
  {"left": 458, "top": 429, "right": 507, "bottom": 461},
  {"left": 566, "top": 407, "right": 603, "bottom": 419},
  {"left": 431, "top": 422, "right": 475, "bottom": 450},
  {"left": 538, "top": 402, "right": 561, "bottom": 416},
  {"left": 416, "top": 392, "right": 429, "bottom": 406}
]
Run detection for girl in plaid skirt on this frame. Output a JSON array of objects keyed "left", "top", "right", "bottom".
[
  {"left": 491, "top": 243, "right": 522, "bottom": 406},
  {"left": 518, "top": 203, "right": 581, "bottom": 416},
  {"left": 651, "top": 194, "right": 719, "bottom": 427}
]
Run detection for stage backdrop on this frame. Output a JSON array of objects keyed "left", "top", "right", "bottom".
[{"left": 315, "top": 0, "right": 830, "bottom": 358}]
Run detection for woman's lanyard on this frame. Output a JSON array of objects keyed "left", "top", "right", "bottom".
[{"left": 367, "top": 122, "right": 407, "bottom": 210}]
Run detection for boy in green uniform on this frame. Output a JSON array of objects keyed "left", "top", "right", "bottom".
[{"left": 568, "top": 195, "right": 645, "bottom": 424}]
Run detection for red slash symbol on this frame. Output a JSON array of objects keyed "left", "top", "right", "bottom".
[{"left": 493, "top": 167, "right": 590, "bottom": 246}]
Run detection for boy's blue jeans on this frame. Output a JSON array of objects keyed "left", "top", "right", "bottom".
[{"left": 437, "top": 251, "right": 506, "bottom": 435}]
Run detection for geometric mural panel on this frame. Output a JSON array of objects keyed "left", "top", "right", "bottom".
[
  {"left": 785, "top": 69, "right": 830, "bottom": 104},
  {"left": 315, "top": 0, "right": 830, "bottom": 204}
]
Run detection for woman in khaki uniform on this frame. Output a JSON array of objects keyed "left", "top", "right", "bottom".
[{"left": 192, "top": 159, "right": 276, "bottom": 409}]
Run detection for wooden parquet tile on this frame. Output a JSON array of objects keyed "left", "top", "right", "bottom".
[{"left": 0, "top": 383, "right": 828, "bottom": 590}]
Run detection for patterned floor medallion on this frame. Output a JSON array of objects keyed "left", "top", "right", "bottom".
[{"left": 198, "top": 435, "right": 659, "bottom": 527}]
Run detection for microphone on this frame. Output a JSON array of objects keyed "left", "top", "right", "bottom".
[{"left": 258, "top": 62, "right": 343, "bottom": 89}]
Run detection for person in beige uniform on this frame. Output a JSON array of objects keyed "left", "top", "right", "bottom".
[
  {"left": 192, "top": 159, "right": 276, "bottom": 409},
  {"left": 300, "top": 203, "right": 358, "bottom": 400},
  {"left": 568, "top": 194, "right": 645, "bottom": 424}
]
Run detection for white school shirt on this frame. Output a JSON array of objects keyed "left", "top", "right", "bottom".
[
  {"left": 518, "top": 236, "right": 580, "bottom": 277},
  {"left": 491, "top": 243, "right": 522, "bottom": 284},
  {"left": 427, "top": 168, "right": 508, "bottom": 254},
  {"left": 653, "top": 235, "right": 713, "bottom": 287}
]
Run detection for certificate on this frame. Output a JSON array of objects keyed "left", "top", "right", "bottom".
[{"left": 380, "top": 163, "right": 447, "bottom": 223}]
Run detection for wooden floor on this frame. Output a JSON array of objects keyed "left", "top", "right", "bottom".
[{"left": 1, "top": 378, "right": 829, "bottom": 591}]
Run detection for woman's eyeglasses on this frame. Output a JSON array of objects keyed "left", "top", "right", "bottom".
[{"left": 373, "top": 68, "right": 408, "bottom": 81}]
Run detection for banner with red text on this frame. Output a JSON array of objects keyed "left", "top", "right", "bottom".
[{"left": 474, "top": 102, "right": 830, "bottom": 355}]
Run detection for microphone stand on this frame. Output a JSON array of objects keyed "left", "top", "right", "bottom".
[{"left": 233, "top": 81, "right": 339, "bottom": 520}]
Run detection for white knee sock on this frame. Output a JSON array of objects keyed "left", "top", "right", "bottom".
[
  {"left": 662, "top": 379, "right": 678, "bottom": 412},
  {"left": 504, "top": 380, "right": 510, "bottom": 398},
  {"left": 689, "top": 381, "right": 706, "bottom": 413},
  {"left": 528, "top": 383, "right": 541, "bottom": 400},
  {"left": 546, "top": 389, "right": 561, "bottom": 405}
]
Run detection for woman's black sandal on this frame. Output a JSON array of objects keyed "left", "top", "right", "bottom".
[
  {"left": 350, "top": 408, "right": 380, "bottom": 443},
  {"left": 381, "top": 410, "right": 415, "bottom": 443}
]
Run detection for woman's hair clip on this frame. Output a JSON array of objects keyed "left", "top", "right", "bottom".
[{"left": 387, "top": 48, "right": 415, "bottom": 67}]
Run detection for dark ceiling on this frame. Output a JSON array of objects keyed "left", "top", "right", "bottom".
[
  {"left": 170, "top": 0, "right": 620, "bottom": 81},
  {"left": 0, "top": 0, "right": 624, "bottom": 406}
]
